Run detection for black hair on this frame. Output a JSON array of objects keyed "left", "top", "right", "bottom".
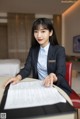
[{"left": 31, "top": 18, "right": 59, "bottom": 47}]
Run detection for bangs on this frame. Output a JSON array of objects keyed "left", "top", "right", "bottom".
[
  {"left": 32, "top": 18, "right": 53, "bottom": 33},
  {"left": 33, "top": 24, "right": 48, "bottom": 30}
]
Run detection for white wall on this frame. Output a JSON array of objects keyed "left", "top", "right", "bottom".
[{"left": 62, "top": 1, "right": 80, "bottom": 56}]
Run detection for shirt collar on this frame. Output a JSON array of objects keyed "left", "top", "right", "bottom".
[{"left": 40, "top": 43, "right": 50, "bottom": 54}]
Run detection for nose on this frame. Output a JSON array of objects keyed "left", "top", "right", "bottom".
[{"left": 37, "top": 32, "right": 41, "bottom": 38}]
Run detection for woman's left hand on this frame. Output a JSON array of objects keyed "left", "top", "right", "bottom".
[{"left": 43, "top": 73, "right": 57, "bottom": 87}]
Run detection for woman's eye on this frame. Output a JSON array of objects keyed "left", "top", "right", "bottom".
[
  {"left": 42, "top": 31, "right": 45, "bottom": 33},
  {"left": 34, "top": 31, "right": 38, "bottom": 33}
]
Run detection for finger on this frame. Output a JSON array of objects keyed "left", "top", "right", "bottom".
[
  {"left": 52, "top": 74, "right": 57, "bottom": 81},
  {"left": 50, "top": 73, "right": 57, "bottom": 82},
  {"left": 43, "top": 76, "right": 48, "bottom": 85},
  {"left": 49, "top": 75, "right": 54, "bottom": 86},
  {"left": 5, "top": 78, "right": 14, "bottom": 87},
  {"left": 50, "top": 78, "right": 54, "bottom": 86},
  {"left": 44, "top": 79, "right": 51, "bottom": 87},
  {"left": 12, "top": 80, "right": 19, "bottom": 85},
  {"left": 44, "top": 82, "right": 50, "bottom": 87},
  {"left": 46, "top": 78, "right": 52, "bottom": 87},
  {"left": 43, "top": 75, "right": 54, "bottom": 87}
]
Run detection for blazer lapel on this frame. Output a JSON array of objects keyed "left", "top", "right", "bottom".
[
  {"left": 47, "top": 44, "right": 55, "bottom": 60},
  {"left": 47, "top": 44, "right": 55, "bottom": 73},
  {"left": 33, "top": 46, "right": 40, "bottom": 75}
]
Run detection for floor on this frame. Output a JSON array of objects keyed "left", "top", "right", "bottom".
[{"left": 72, "top": 72, "right": 80, "bottom": 94}]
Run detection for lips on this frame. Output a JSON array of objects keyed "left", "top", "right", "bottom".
[{"left": 38, "top": 39, "right": 43, "bottom": 41}]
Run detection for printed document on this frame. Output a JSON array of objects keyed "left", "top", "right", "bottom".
[{"left": 4, "top": 80, "right": 66, "bottom": 109}]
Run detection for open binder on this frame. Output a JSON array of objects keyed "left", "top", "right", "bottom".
[{"left": 0, "top": 81, "right": 76, "bottom": 119}]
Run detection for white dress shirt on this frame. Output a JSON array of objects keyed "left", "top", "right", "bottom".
[{"left": 37, "top": 43, "right": 50, "bottom": 80}]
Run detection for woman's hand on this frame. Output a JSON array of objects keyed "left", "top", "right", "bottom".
[
  {"left": 4, "top": 75, "right": 22, "bottom": 87},
  {"left": 43, "top": 73, "right": 57, "bottom": 87}
]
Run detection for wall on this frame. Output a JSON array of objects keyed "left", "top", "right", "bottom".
[
  {"left": 53, "top": 15, "right": 62, "bottom": 45},
  {"left": 62, "top": 1, "right": 80, "bottom": 56}
]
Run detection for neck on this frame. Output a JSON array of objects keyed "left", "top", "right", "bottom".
[{"left": 41, "top": 41, "right": 49, "bottom": 48}]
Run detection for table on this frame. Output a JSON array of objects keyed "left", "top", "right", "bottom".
[{"left": 0, "top": 77, "right": 76, "bottom": 119}]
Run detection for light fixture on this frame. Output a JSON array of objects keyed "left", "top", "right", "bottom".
[{"left": 61, "top": 0, "right": 78, "bottom": 3}]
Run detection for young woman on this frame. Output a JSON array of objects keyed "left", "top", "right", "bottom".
[{"left": 5, "top": 18, "right": 72, "bottom": 95}]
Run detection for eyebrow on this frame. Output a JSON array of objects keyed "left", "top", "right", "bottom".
[{"left": 34, "top": 28, "right": 47, "bottom": 31}]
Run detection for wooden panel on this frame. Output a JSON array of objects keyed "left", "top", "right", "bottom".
[
  {"left": 0, "top": 24, "right": 8, "bottom": 59},
  {"left": 53, "top": 15, "right": 62, "bottom": 45},
  {"left": 8, "top": 14, "right": 18, "bottom": 58},
  {"left": 8, "top": 13, "right": 35, "bottom": 63}
]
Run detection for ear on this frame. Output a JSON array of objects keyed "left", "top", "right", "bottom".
[{"left": 49, "top": 30, "right": 53, "bottom": 36}]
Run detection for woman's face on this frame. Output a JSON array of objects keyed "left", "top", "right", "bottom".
[{"left": 34, "top": 25, "right": 53, "bottom": 47}]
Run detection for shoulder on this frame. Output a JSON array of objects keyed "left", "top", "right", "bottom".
[
  {"left": 29, "top": 46, "right": 40, "bottom": 56},
  {"left": 30, "top": 46, "right": 40, "bottom": 51},
  {"left": 51, "top": 44, "right": 65, "bottom": 52}
]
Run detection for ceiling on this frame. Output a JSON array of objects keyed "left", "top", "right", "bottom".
[{"left": 0, "top": 0, "right": 77, "bottom": 15}]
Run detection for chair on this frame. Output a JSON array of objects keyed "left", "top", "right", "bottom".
[{"left": 65, "top": 62, "right": 80, "bottom": 118}]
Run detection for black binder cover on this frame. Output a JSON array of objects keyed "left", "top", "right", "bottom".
[{"left": 0, "top": 84, "right": 76, "bottom": 119}]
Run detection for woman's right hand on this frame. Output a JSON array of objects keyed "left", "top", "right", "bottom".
[{"left": 4, "top": 75, "right": 22, "bottom": 87}]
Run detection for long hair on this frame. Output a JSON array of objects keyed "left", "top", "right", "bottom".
[{"left": 31, "top": 18, "right": 59, "bottom": 47}]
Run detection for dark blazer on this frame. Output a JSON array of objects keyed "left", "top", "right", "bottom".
[{"left": 18, "top": 44, "right": 72, "bottom": 95}]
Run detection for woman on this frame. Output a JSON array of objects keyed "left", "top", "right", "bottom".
[{"left": 5, "top": 18, "right": 72, "bottom": 95}]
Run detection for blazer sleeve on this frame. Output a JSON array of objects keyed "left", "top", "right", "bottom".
[
  {"left": 55, "top": 46, "right": 66, "bottom": 85},
  {"left": 17, "top": 48, "right": 32, "bottom": 79}
]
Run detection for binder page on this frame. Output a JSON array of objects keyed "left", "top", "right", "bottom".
[{"left": 4, "top": 80, "right": 66, "bottom": 109}]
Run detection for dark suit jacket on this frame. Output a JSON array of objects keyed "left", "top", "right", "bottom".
[{"left": 18, "top": 44, "right": 72, "bottom": 95}]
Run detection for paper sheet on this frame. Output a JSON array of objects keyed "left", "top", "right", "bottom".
[{"left": 4, "top": 80, "right": 66, "bottom": 109}]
